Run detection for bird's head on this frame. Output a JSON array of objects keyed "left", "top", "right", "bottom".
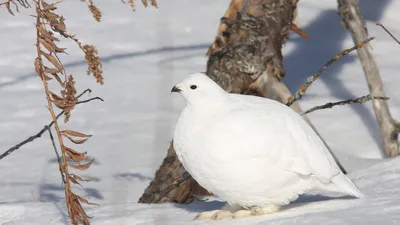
[{"left": 171, "top": 73, "right": 227, "bottom": 105}]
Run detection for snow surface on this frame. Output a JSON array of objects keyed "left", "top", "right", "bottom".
[{"left": 0, "top": 0, "right": 400, "bottom": 224}]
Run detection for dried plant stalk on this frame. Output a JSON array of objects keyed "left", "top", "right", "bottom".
[
  {"left": 0, "top": 0, "right": 30, "bottom": 15},
  {"left": 3, "top": 0, "right": 158, "bottom": 223},
  {"left": 34, "top": 0, "right": 102, "bottom": 224},
  {"left": 80, "top": 0, "right": 102, "bottom": 22},
  {"left": 121, "top": 0, "right": 158, "bottom": 9}
]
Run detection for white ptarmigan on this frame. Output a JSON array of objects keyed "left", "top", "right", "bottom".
[{"left": 171, "top": 72, "right": 363, "bottom": 220}]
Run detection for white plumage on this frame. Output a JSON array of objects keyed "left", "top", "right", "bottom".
[{"left": 171, "top": 73, "right": 363, "bottom": 220}]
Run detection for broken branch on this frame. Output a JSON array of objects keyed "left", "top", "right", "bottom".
[
  {"left": 302, "top": 94, "right": 389, "bottom": 115},
  {"left": 376, "top": 23, "right": 400, "bottom": 46},
  {"left": 0, "top": 89, "right": 103, "bottom": 160},
  {"left": 286, "top": 37, "right": 375, "bottom": 107}
]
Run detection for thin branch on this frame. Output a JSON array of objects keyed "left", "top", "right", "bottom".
[
  {"left": 376, "top": 23, "right": 400, "bottom": 45},
  {"left": 77, "top": 88, "right": 92, "bottom": 99},
  {"left": 0, "top": 125, "right": 48, "bottom": 160},
  {"left": 48, "top": 126, "right": 66, "bottom": 184},
  {"left": 301, "top": 94, "right": 389, "bottom": 115},
  {"left": 0, "top": 89, "right": 103, "bottom": 161},
  {"left": 159, "top": 172, "right": 192, "bottom": 198},
  {"left": 286, "top": 37, "right": 375, "bottom": 107},
  {"left": 77, "top": 97, "right": 104, "bottom": 105}
]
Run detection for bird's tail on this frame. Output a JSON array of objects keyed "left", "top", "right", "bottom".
[{"left": 330, "top": 173, "right": 364, "bottom": 198}]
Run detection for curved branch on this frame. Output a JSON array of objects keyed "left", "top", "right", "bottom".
[{"left": 0, "top": 89, "right": 103, "bottom": 160}]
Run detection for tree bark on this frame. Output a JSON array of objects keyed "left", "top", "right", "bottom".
[
  {"left": 338, "top": 0, "right": 400, "bottom": 157},
  {"left": 139, "top": 0, "right": 345, "bottom": 204},
  {"left": 138, "top": 142, "right": 202, "bottom": 203}
]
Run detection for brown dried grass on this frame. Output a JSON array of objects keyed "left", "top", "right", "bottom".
[
  {"left": 34, "top": 0, "right": 101, "bottom": 224},
  {"left": 121, "top": 0, "right": 158, "bottom": 9},
  {"left": 2, "top": 0, "right": 156, "bottom": 224}
]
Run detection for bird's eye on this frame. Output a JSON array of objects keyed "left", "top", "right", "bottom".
[{"left": 190, "top": 85, "right": 197, "bottom": 90}]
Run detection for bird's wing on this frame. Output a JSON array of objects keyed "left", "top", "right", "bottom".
[{"left": 203, "top": 95, "right": 339, "bottom": 182}]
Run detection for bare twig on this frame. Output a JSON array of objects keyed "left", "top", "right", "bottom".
[
  {"left": 48, "top": 127, "right": 66, "bottom": 184},
  {"left": 77, "top": 97, "right": 104, "bottom": 105},
  {"left": 77, "top": 88, "right": 92, "bottom": 99},
  {"left": 0, "top": 89, "right": 103, "bottom": 161},
  {"left": 158, "top": 172, "right": 192, "bottom": 198},
  {"left": 376, "top": 23, "right": 400, "bottom": 45},
  {"left": 0, "top": 125, "right": 48, "bottom": 160},
  {"left": 286, "top": 37, "right": 375, "bottom": 107},
  {"left": 301, "top": 94, "right": 389, "bottom": 115}
]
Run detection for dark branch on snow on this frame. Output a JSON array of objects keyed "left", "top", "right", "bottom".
[{"left": 0, "top": 89, "right": 103, "bottom": 160}]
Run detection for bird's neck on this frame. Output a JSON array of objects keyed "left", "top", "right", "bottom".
[
  {"left": 180, "top": 100, "right": 233, "bottom": 134},
  {"left": 186, "top": 98, "right": 233, "bottom": 116}
]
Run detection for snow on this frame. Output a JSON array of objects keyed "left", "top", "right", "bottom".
[{"left": 0, "top": 0, "right": 399, "bottom": 224}]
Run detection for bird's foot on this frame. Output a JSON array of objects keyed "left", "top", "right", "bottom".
[
  {"left": 194, "top": 203, "right": 243, "bottom": 220},
  {"left": 232, "top": 204, "right": 280, "bottom": 218},
  {"left": 194, "top": 210, "right": 233, "bottom": 220}
]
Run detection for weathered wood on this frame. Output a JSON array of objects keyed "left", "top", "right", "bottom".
[
  {"left": 338, "top": 0, "right": 400, "bottom": 157},
  {"left": 138, "top": 142, "right": 206, "bottom": 203},
  {"left": 139, "top": 0, "right": 345, "bottom": 204},
  {"left": 206, "top": 0, "right": 244, "bottom": 56}
]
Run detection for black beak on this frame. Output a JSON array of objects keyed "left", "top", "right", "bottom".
[{"left": 171, "top": 86, "right": 181, "bottom": 93}]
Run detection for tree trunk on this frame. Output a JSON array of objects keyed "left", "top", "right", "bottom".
[
  {"left": 138, "top": 142, "right": 205, "bottom": 203},
  {"left": 139, "top": 0, "right": 345, "bottom": 204},
  {"left": 338, "top": 0, "right": 400, "bottom": 157}
]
